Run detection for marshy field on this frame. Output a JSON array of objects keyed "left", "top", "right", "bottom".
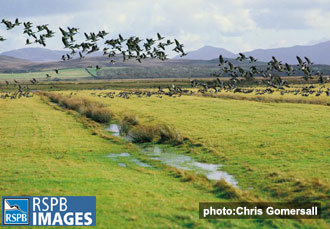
[{"left": 0, "top": 79, "right": 329, "bottom": 228}]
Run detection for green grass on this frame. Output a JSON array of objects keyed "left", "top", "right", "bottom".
[
  {"left": 1, "top": 90, "right": 329, "bottom": 227},
  {"left": 0, "top": 68, "right": 90, "bottom": 80},
  {"left": 75, "top": 90, "right": 330, "bottom": 219},
  {"left": 1, "top": 96, "right": 305, "bottom": 228}
]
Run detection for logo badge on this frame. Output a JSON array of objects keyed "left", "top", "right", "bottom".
[
  {"left": 2, "top": 196, "right": 96, "bottom": 226},
  {"left": 3, "top": 198, "right": 29, "bottom": 225}
]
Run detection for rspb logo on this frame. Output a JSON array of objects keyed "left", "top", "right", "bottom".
[
  {"left": 3, "top": 198, "right": 29, "bottom": 225},
  {"left": 2, "top": 196, "right": 96, "bottom": 226}
]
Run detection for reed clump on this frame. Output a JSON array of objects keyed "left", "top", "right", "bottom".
[
  {"left": 213, "top": 179, "right": 240, "bottom": 199},
  {"left": 118, "top": 113, "right": 139, "bottom": 135},
  {"left": 156, "top": 124, "right": 183, "bottom": 145},
  {"left": 128, "top": 125, "right": 156, "bottom": 143},
  {"left": 40, "top": 92, "right": 112, "bottom": 123}
]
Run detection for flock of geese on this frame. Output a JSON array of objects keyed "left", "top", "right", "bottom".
[
  {"left": 86, "top": 84, "right": 330, "bottom": 100},
  {"left": 0, "top": 18, "right": 330, "bottom": 101},
  {"left": 186, "top": 53, "right": 330, "bottom": 98},
  {"left": 85, "top": 54, "right": 330, "bottom": 99},
  {"left": 212, "top": 54, "right": 327, "bottom": 87},
  {"left": 0, "top": 18, "right": 186, "bottom": 79},
  {"left": 90, "top": 86, "right": 191, "bottom": 99},
  {"left": 1, "top": 18, "right": 186, "bottom": 61},
  {"left": 1, "top": 55, "right": 329, "bottom": 100},
  {"left": 0, "top": 18, "right": 185, "bottom": 98},
  {"left": 0, "top": 84, "right": 33, "bottom": 99}
]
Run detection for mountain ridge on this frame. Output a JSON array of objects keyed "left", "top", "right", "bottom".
[
  {"left": 1, "top": 48, "right": 68, "bottom": 62},
  {"left": 0, "top": 47, "right": 102, "bottom": 62},
  {"left": 175, "top": 41, "right": 330, "bottom": 64},
  {"left": 2, "top": 40, "right": 330, "bottom": 64},
  {"left": 174, "top": 45, "right": 237, "bottom": 60}
]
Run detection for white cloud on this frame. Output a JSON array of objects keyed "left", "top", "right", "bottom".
[{"left": 1, "top": 0, "right": 330, "bottom": 54}]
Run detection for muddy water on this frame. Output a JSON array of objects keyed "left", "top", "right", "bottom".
[
  {"left": 142, "top": 146, "right": 238, "bottom": 187},
  {"left": 105, "top": 124, "right": 238, "bottom": 187},
  {"left": 105, "top": 124, "right": 120, "bottom": 136},
  {"left": 118, "top": 163, "right": 127, "bottom": 167},
  {"left": 106, "top": 152, "right": 152, "bottom": 168},
  {"left": 106, "top": 124, "right": 132, "bottom": 141}
]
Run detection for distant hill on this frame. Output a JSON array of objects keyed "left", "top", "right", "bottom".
[
  {"left": 0, "top": 54, "right": 202, "bottom": 73},
  {"left": 244, "top": 41, "right": 330, "bottom": 64},
  {"left": 0, "top": 47, "right": 103, "bottom": 62},
  {"left": 0, "top": 48, "right": 69, "bottom": 62},
  {"left": 174, "top": 45, "right": 237, "bottom": 60},
  {"left": 0, "top": 55, "right": 33, "bottom": 72},
  {"left": 4, "top": 41, "right": 330, "bottom": 65},
  {"left": 0, "top": 55, "right": 222, "bottom": 73},
  {"left": 177, "top": 41, "right": 330, "bottom": 65}
]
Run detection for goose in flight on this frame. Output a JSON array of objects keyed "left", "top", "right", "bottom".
[
  {"left": 157, "top": 33, "right": 164, "bottom": 41},
  {"left": 218, "top": 55, "right": 227, "bottom": 65}
]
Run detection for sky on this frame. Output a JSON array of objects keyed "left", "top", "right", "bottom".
[{"left": 1, "top": 0, "right": 330, "bottom": 56}]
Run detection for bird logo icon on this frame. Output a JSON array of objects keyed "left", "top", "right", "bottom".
[{"left": 4, "top": 200, "right": 26, "bottom": 213}]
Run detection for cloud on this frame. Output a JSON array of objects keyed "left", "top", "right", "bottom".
[
  {"left": 250, "top": 9, "right": 308, "bottom": 30},
  {"left": 0, "top": 0, "right": 94, "bottom": 18}
]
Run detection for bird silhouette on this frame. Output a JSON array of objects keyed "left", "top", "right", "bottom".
[{"left": 5, "top": 200, "right": 26, "bottom": 213}]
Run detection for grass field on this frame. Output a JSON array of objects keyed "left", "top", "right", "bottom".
[
  {"left": 0, "top": 97, "right": 226, "bottom": 228},
  {"left": 1, "top": 85, "right": 329, "bottom": 228},
  {"left": 3, "top": 96, "right": 317, "bottom": 228},
  {"left": 0, "top": 68, "right": 90, "bottom": 80},
  {"left": 73, "top": 90, "right": 330, "bottom": 219}
]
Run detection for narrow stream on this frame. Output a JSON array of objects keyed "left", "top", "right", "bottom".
[
  {"left": 106, "top": 152, "right": 152, "bottom": 168},
  {"left": 106, "top": 124, "right": 238, "bottom": 187},
  {"left": 105, "top": 124, "right": 120, "bottom": 136}
]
